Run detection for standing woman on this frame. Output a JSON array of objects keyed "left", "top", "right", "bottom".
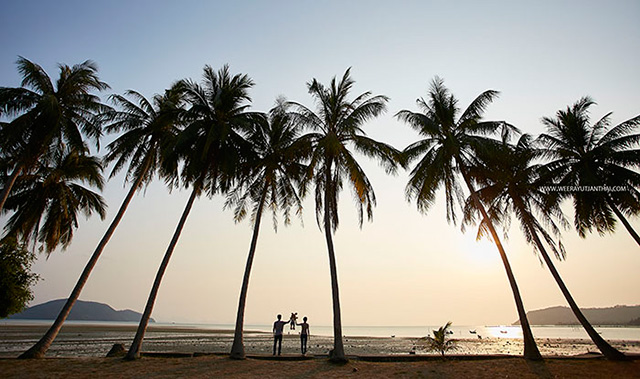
[{"left": 298, "top": 316, "right": 310, "bottom": 355}]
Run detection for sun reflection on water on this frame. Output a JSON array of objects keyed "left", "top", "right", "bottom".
[{"left": 485, "top": 325, "right": 523, "bottom": 339}]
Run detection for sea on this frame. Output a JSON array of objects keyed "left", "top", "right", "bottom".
[
  {"left": 174, "top": 323, "right": 640, "bottom": 340},
  {"left": 3, "top": 319, "right": 638, "bottom": 341}
]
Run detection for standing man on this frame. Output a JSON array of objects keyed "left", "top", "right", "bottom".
[
  {"left": 272, "top": 314, "right": 290, "bottom": 355},
  {"left": 298, "top": 316, "right": 310, "bottom": 355}
]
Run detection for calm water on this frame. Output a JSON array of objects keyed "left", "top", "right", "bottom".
[
  {"left": 226, "top": 323, "right": 640, "bottom": 340},
  {"left": 2, "top": 320, "right": 639, "bottom": 341}
]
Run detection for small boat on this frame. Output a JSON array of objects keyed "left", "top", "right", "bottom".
[
  {"left": 469, "top": 330, "right": 476, "bottom": 334},
  {"left": 500, "top": 330, "right": 508, "bottom": 334}
]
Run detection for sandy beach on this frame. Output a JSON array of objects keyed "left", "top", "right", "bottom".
[
  {"left": 1, "top": 352, "right": 640, "bottom": 378},
  {"left": 1, "top": 323, "right": 640, "bottom": 377}
]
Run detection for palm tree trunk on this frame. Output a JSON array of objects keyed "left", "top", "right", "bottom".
[
  {"left": 125, "top": 185, "right": 199, "bottom": 360},
  {"left": 526, "top": 222, "right": 628, "bottom": 360},
  {"left": 18, "top": 162, "right": 150, "bottom": 359},
  {"left": 606, "top": 198, "right": 640, "bottom": 247},
  {"left": 0, "top": 164, "right": 23, "bottom": 214},
  {"left": 457, "top": 161, "right": 541, "bottom": 360},
  {"left": 322, "top": 160, "right": 347, "bottom": 363},
  {"left": 230, "top": 186, "right": 268, "bottom": 359}
]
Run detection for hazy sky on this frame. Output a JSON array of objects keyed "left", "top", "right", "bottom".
[{"left": 1, "top": 0, "right": 639, "bottom": 327}]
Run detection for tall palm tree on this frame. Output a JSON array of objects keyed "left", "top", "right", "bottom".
[
  {"left": 0, "top": 57, "right": 110, "bottom": 213},
  {"left": 17, "top": 87, "right": 185, "bottom": 359},
  {"left": 538, "top": 97, "right": 640, "bottom": 247},
  {"left": 1, "top": 147, "right": 106, "bottom": 253},
  {"left": 396, "top": 77, "right": 542, "bottom": 360},
  {"left": 228, "top": 99, "right": 308, "bottom": 359},
  {"left": 288, "top": 68, "right": 401, "bottom": 362},
  {"left": 465, "top": 134, "right": 628, "bottom": 360},
  {"left": 125, "top": 65, "right": 258, "bottom": 360}
]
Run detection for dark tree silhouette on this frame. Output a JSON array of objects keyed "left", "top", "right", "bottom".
[
  {"left": 228, "top": 99, "right": 308, "bottom": 359},
  {"left": 538, "top": 97, "right": 640, "bottom": 247},
  {"left": 289, "top": 68, "right": 401, "bottom": 362},
  {"left": 397, "top": 77, "right": 542, "bottom": 360},
  {"left": 0, "top": 57, "right": 109, "bottom": 214}
]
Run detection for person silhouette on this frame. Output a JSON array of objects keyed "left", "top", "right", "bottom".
[
  {"left": 289, "top": 312, "right": 298, "bottom": 330},
  {"left": 297, "top": 316, "right": 310, "bottom": 355},
  {"left": 272, "top": 314, "right": 290, "bottom": 355}
]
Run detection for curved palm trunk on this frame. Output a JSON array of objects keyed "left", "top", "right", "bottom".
[
  {"left": 525, "top": 221, "right": 628, "bottom": 360},
  {"left": 323, "top": 162, "right": 347, "bottom": 363},
  {"left": 0, "top": 164, "right": 23, "bottom": 214},
  {"left": 230, "top": 186, "right": 268, "bottom": 359},
  {"left": 606, "top": 198, "right": 640, "bottom": 247},
  {"left": 125, "top": 185, "right": 199, "bottom": 360},
  {"left": 457, "top": 162, "right": 541, "bottom": 360},
  {"left": 18, "top": 162, "right": 150, "bottom": 359}
]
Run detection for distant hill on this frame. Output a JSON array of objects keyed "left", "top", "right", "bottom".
[
  {"left": 9, "top": 299, "right": 154, "bottom": 323},
  {"left": 514, "top": 305, "right": 640, "bottom": 326}
]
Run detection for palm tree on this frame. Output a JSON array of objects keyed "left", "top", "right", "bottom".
[
  {"left": 538, "top": 97, "right": 640, "bottom": 247},
  {"left": 396, "top": 77, "right": 542, "bottom": 360},
  {"left": 465, "top": 134, "right": 628, "bottom": 360},
  {"left": 125, "top": 65, "right": 258, "bottom": 360},
  {"left": 228, "top": 99, "right": 308, "bottom": 359},
  {"left": 288, "top": 68, "right": 401, "bottom": 362},
  {"left": 425, "top": 321, "right": 457, "bottom": 357},
  {"left": 2, "top": 147, "right": 106, "bottom": 253},
  {"left": 0, "top": 57, "right": 110, "bottom": 213},
  {"left": 17, "top": 87, "right": 185, "bottom": 358}
]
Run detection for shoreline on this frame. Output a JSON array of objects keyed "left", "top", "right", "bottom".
[
  {"left": 1, "top": 323, "right": 639, "bottom": 359},
  {"left": 2, "top": 324, "right": 640, "bottom": 378}
]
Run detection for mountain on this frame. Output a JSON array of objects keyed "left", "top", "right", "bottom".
[
  {"left": 514, "top": 305, "right": 640, "bottom": 326},
  {"left": 9, "top": 299, "right": 154, "bottom": 323}
]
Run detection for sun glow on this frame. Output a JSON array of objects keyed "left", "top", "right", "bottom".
[{"left": 459, "top": 231, "right": 501, "bottom": 267}]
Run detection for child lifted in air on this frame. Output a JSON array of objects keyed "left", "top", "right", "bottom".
[{"left": 290, "top": 312, "right": 298, "bottom": 330}]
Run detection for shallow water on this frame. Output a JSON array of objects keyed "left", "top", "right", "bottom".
[
  {"left": 1, "top": 321, "right": 638, "bottom": 358},
  {"left": 149, "top": 322, "right": 640, "bottom": 341}
]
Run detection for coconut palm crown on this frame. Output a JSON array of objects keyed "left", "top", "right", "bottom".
[
  {"left": 103, "top": 85, "right": 186, "bottom": 187},
  {"left": 168, "top": 65, "right": 260, "bottom": 195},
  {"left": 0, "top": 57, "right": 110, "bottom": 213},
  {"left": 2, "top": 148, "right": 106, "bottom": 254},
  {"left": 463, "top": 134, "right": 568, "bottom": 260},
  {"left": 537, "top": 97, "right": 640, "bottom": 246}
]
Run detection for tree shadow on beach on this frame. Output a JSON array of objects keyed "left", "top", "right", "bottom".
[{"left": 525, "top": 359, "right": 553, "bottom": 379}]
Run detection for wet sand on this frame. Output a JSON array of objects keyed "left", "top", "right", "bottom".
[
  {"left": 1, "top": 323, "right": 639, "bottom": 358},
  {"left": 1, "top": 324, "right": 640, "bottom": 378}
]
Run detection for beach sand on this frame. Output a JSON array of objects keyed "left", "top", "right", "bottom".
[
  {"left": 1, "top": 354, "right": 640, "bottom": 378},
  {"left": 1, "top": 324, "right": 639, "bottom": 378}
]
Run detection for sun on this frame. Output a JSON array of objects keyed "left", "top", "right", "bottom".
[{"left": 459, "top": 231, "right": 501, "bottom": 267}]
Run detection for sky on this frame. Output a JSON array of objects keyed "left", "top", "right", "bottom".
[{"left": 1, "top": 0, "right": 639, "bottom": 327}]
